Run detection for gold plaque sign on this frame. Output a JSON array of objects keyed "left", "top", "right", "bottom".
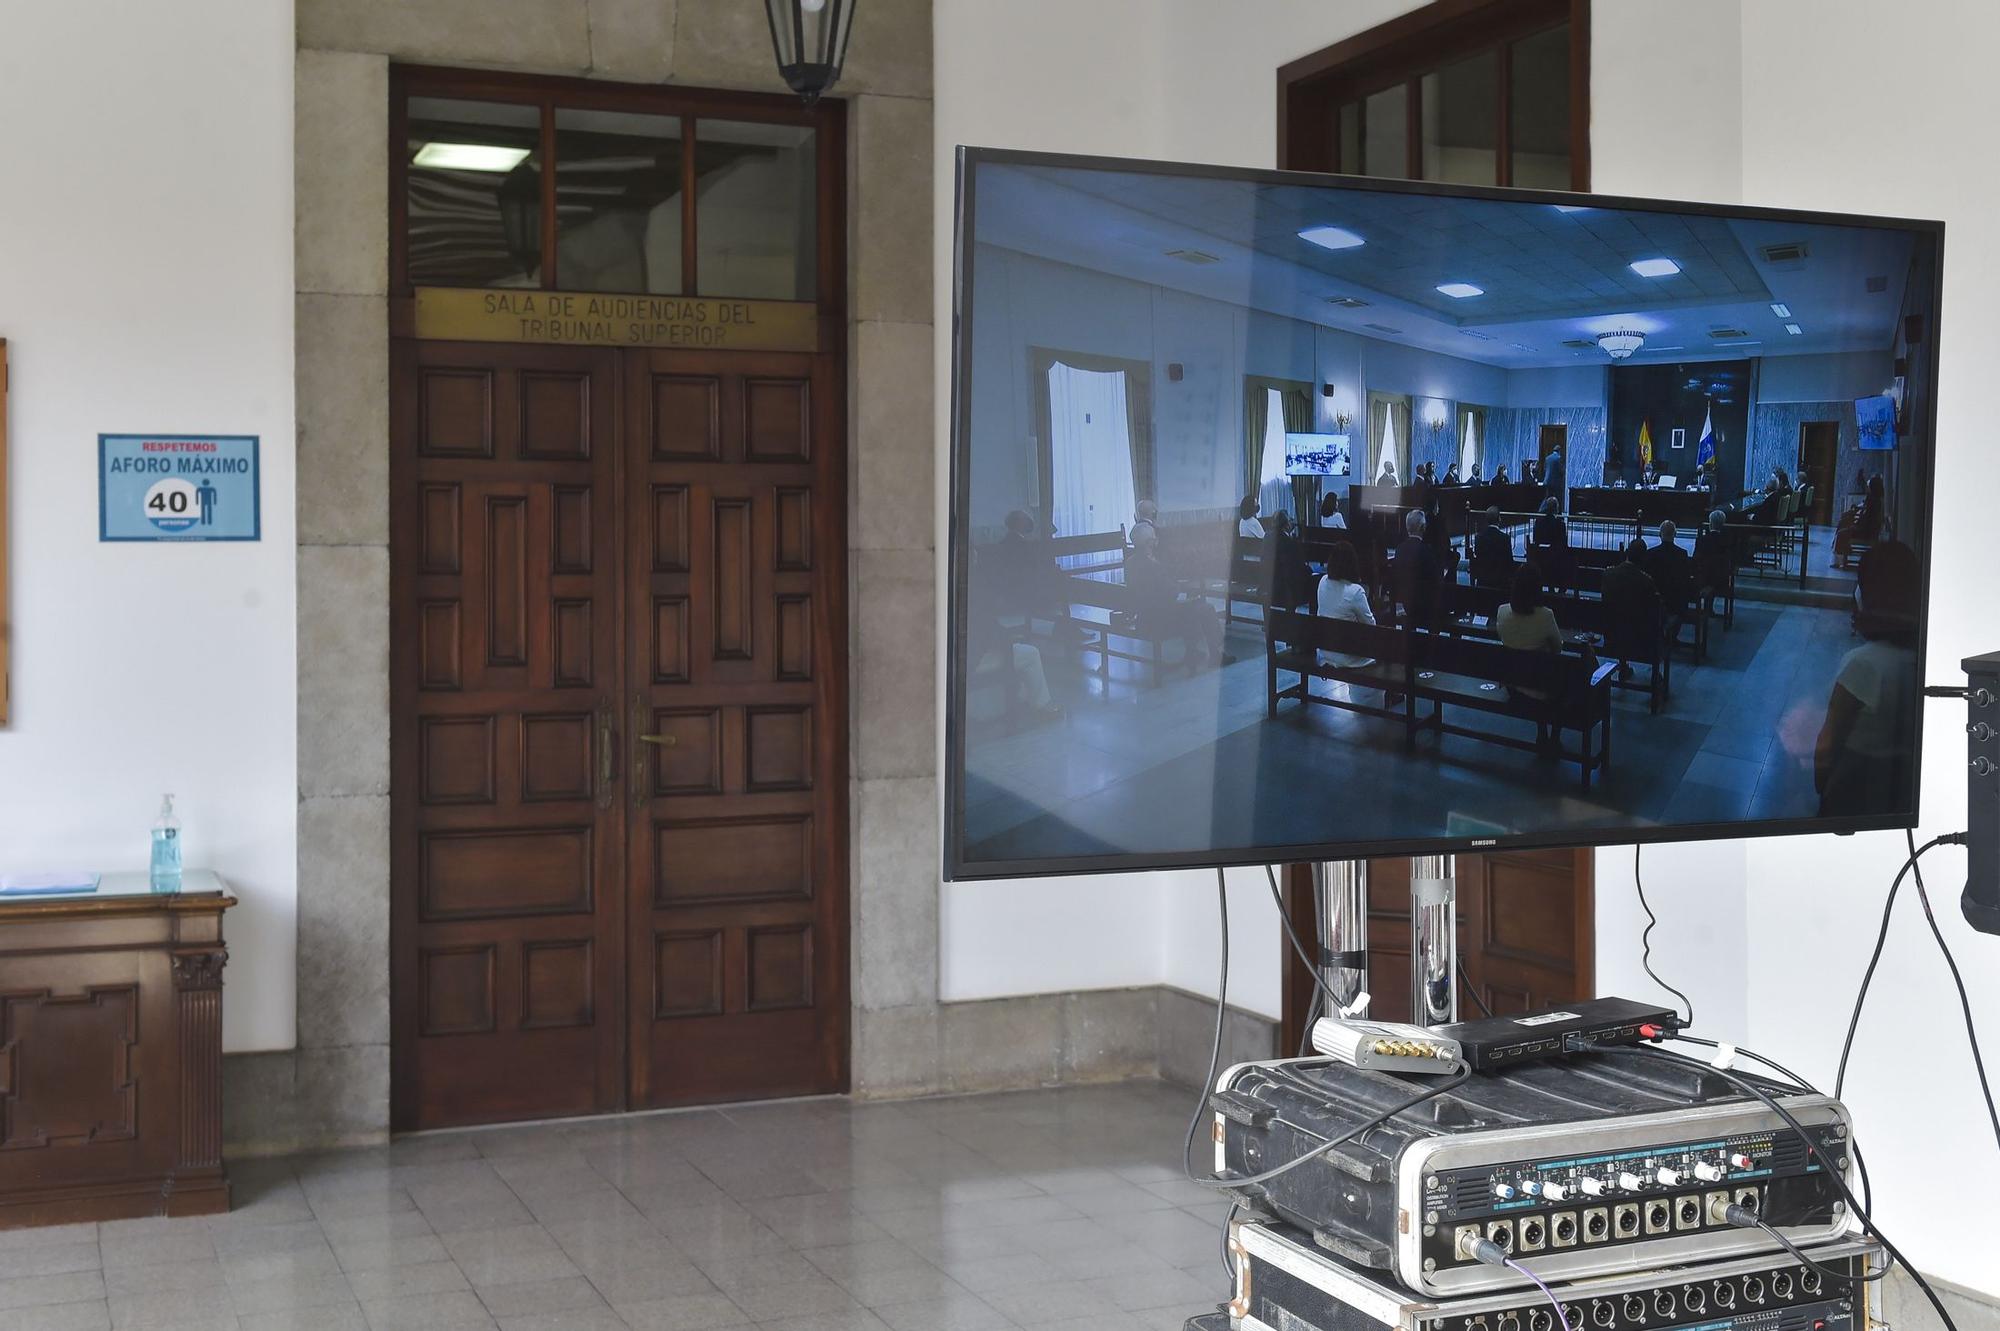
[{"left": 413, "top": 287, "right": 819, "bottom": 353}]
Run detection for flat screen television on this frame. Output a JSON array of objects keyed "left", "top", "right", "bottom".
[
  {"left": 945, "top": 148, "right": 1942, "bottom": 880},
  {"left": 1286, "top": 432, "right": 1352, "bottom": 477},
  {"left": 1856, "top": 393, "right": 1899, "bottom": 450}
]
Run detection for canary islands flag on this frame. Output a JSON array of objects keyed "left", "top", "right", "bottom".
[
  {"left": 1638, "top": 418, "right": 1654, "bottom": 466},
  {"left": 1696, "top": 405, "right": 1716, "bottom": 467}
]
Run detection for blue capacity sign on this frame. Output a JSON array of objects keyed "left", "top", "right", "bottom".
[{"left": 99, "top": 435, "right": 261, "bottom": 542}]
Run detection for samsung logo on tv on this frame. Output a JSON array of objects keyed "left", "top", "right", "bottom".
[{"left": 1470, "top": 838, "right": 1499, "bottom": 847}]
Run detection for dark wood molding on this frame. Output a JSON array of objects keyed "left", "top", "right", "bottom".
[
  {"left": 170, "top": 947, "right": 228, "bottom": 992},
  {"left": 1275, "top": 0, "right": 1590, "bottom": 190},
  {"left": 389, "top": 64, "right": 845, "bottom": 300},
  {"left": 0, "top": 892, "right": 234, "bottom": 1227},
  {"left": 1567, "top": 0, "right": 1592, "bottom": 191}
]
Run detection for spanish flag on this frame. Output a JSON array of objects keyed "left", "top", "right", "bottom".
[{"left": 1638, "top": 418, "right": 1654, "bottom": 467}]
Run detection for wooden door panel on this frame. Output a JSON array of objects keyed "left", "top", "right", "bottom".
[
  {"left": 624, "top": 349, "right": 846, "bottom": 1109},
  {"left": 392, "top": 341, "right": 625, "bottom": 1131},
  {"left": 1281, "top": 850, "right": 1592, "bottom": 1044}
]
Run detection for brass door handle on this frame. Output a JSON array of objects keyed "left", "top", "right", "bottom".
[
  {"left": 596, "top": 701, "right": 617, "bottom": 809},
  {"left": 637, "top": 733, "right": 677, "bottom": 747}
]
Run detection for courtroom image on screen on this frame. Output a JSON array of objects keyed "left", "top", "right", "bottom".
[{"left": 948, "top": 156, "right": 1938, "bottom": 876}]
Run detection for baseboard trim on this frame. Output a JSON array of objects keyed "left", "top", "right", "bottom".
[{"left": 225, "top": 985, "right": 1278, "bottom": 1150}]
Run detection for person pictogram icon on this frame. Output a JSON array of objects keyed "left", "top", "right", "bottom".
[{"left": 197, "top": 478, "right": 219, "bottom": 526}]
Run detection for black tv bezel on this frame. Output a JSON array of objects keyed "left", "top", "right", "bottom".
[{"left": 943, "top": 145, "right": 1946, "bottom": 883}]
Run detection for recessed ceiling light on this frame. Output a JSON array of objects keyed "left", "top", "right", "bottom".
[
  {"left": 1299, "top": 225, "right": 1366, "bottom": 251},
  {"left": 1785, "top": 323, "right": 1804, "bottom": 336},
  {"left": 1436, "top": 282, "right": 1484, "bottom": 299},
  {"left": 1770, "top": 302, "right": 1792, "bottom": 318},
  {"left": 1552, "top": 205, "right": 1588, "bottom": 214},
  {"left": 1164, "top": 248, "right": 1221, "bottom": 265},
  {"left": 1511, "top": 342, "right": 1538, "bottom": 352},
  {"left": 1458, "top": 329, "right": 1495, "bottom": 340},
  {"left": 1325, "top": 295, "right": 1370, "bottom": 308},
  {"left": 412, "top": 142, "right": 532, "bottom": 172},
  {"left": 1629, "top": 257, "right": 1682, "bottom": 278}
]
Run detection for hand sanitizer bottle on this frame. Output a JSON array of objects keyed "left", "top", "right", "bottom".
[{"left": 150, "top": 794, "right": 183, "bottom": 892}]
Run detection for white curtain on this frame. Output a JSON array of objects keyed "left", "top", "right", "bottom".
[
  {"left": 1460, "top": 411, "right": 1480, "bottom": 476},
  {"left": 1047, "top": 362, "right": 1138, "bottom": 548},
  {"left": 1376, "top": 407, "right": 1401, "bottom": 481},
  {"left": 1257, "top": 387, "right": 1292, "bottom": 519}
]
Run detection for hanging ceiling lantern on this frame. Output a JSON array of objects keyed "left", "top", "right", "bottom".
[
  {"left": 765, "top": 0, "right": 857, "bottom": 104},
  {"left": 1596, "top": 329, "right": 1646, "bottom": 360}
]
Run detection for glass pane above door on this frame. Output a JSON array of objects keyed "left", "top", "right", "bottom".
[
  {"left": 554, "top": 107, "right": 686, "bottom": 294},
  {"left": 694, "top": 120, "right": 817, "bottom": 301},
  {"left": 1422, "top": 49, "right": 1498, "bottom": 185},
  {"left": 406, "top": 98, "right": 543, "bottom": 288},
  {"left": 1511, "top": 23, "right": 1573, "bottom": 189}
]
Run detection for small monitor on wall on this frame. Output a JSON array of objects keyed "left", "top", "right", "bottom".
[
  {"left": 1856, "top": 393, "right": 1900, "bottom": 450},
  {"left": 1286, "top": 432, "right": 1350, "bottom": 476},
  {"left": 945, "top": 147, "right": 1943, "bottom": 879}
]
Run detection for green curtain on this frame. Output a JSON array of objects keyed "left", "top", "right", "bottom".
[
  {"left": 1243, "top": 382, "right": 1270, "bottom": 504},
  {"left": 1244, "top": 378, "right": 1315, "bottom": 514}
]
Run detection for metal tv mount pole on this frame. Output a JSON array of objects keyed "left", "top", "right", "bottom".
[
  {"left": 1410, "top": 854, "right": 1458, "bottom": 1028},
  {"left": 1312, "top": 860, "right": 1369, "bottom": 1017},
  {"left": 1310, "top": 855, "right": 1455, "bottom": 1031}
]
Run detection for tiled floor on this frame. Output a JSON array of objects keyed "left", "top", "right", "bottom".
[
  {"left": 964, "top": 587, "right": 1864, "bottom": 863},
  {"left": 0, "top": 1082, "right": 1230, "bottom": 1331}
]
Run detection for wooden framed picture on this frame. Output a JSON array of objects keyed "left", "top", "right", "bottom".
[{"left": 1, "top": 338, "right": 9, "bottom": 726}]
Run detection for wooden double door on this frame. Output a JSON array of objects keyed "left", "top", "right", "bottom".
[{"left": 389, "top": 340, "right": 847, "bottom": 1130}]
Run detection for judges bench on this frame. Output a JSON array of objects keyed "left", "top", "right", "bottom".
[{"left": 0, "top": 872, "right": 234, "bottom": 1227}]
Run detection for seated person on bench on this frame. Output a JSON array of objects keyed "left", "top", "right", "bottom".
[
  {"left": 1601, "top": 537, "right": 1663, "bottom": 678},
  {"left": 987, "top": 510, "right": 1083, "bottom": 643},
  {"left": 1834, "top": 474, "right": 1885, "bottom": 563},
  {"left": 1314, "top": 541, "right": 1377, "bottom": 663},
  {"left": 1531, "top": 495, "right": 1568, "bottom": 550},
  {"left": 967, "top": 610, "right": 1062, "bottom": 725},
  {"left": 1693, "top": 509, "right": 1732, "bottom": 600},
  {"left": 1393, "top": 509, "right": 1445, "bottom": 631},
  {"left": 1471, "top": 505, "right": 1517, "bottom": 588},
  {"left": 1647, "top": 519, "right": 1696, "bottom": 618},
  {"left": 1318, "top": 491, "right": 1347, "bottom": 530},
  {"left": 1496, "top": 566, "right": 1575, "bottom": 750},
  {"left": 1129, "top": 498, "right": 1159, "bottom": 548},
  {"left": 1815, "top": 540, "right": 1920, "bottom": 817},
  {"left": 1129, "top": 526, "right": 1229, "bottom": 669},
  {"left": 1268, "top": 512, "right": 1312, "bottom": 611},
  {"left": 1237, "top": 495, "right": 1266, "bottom": 540},
  {"left": 1530, "top": 496, "right": 1574, "bottom": 590}
]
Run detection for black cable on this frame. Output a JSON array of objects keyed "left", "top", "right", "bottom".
[
  {"left": 1835, "top": 834, "right": 1953, "bottom": 1097},
  {"left": 1218, "top": 1199, "right": 1239, "bottom": 1282},
  {"left": 1183, "top": 867, "right": 1230, "bottom": 1193},
  {"left": 1670, "top": 1032, "right": 1874, "bottom": 1215},
  {"left": 1633, "top": 845, "right": 1694, "bottom": 1027},
  {"left": 1906, "top": 827, "right": 2000, "bottom": 1153},
  {"left": 1725, "top": 1208, "right": 1885, "bottom": 1283},
  {"left": 1670, "top": 1034, "right": 1811, "bottom": 1090},
  {"left": 1201, "top": 1063, "right": 1472, "bottom": 1190},
  {"left": 1267, "top": 865, "right": 1344, "bottom": 1021},
  {"left": 1584, "top": 1042, "right": 1957, "bottom": 1331}
]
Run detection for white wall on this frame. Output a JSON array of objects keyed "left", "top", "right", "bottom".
[
  {"left": 0, "top": 0, "right": 297, "bottom": 1052},
  {"left": 1758, "top": 350, "right": 1894, "bottom": 403},
  {"left": 936, "top": 0, "right": 1427, "bottom": 1015},
  {"left": 1735, "top": 0, "right": 2000, "bottom": 1293}
]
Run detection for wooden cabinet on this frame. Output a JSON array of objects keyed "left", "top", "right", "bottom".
[{"left": 0, "top": 874, "right": 234, "bottom": 1227}]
